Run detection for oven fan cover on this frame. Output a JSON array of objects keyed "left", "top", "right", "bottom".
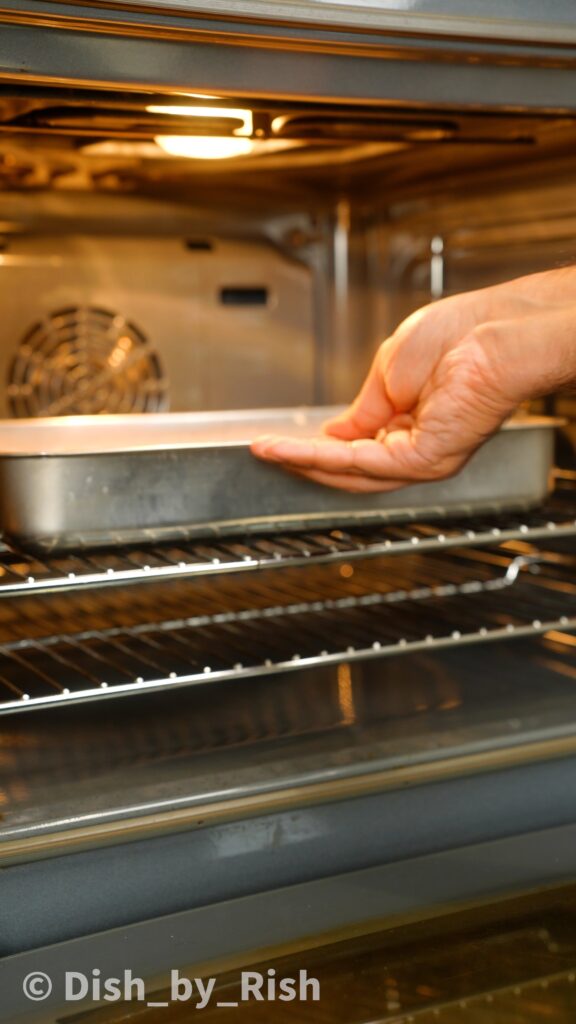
[{"left": 7, "top": 305, "right": 168, "bottom": 417}]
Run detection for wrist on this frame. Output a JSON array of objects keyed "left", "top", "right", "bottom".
[
  {"left": 490, "top": 266, "right": 576, "bottom": 308},
  {"left": 474, "top": 304, "right": 576, "bottom": 405}
]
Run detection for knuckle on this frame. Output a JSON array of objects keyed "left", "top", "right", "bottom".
[
  {"left": 444, "top": 334, "right": 502, "bottom": 401},
  {"left": 468, "top": 321, "right": 500, "bottom": 348},
  {"left": 461, "top": 325, "right": 511, "bottom": 398}
]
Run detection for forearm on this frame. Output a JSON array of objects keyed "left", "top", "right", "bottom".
[{"left": 471, "top": 265, "right": 576, "bottom": 317}]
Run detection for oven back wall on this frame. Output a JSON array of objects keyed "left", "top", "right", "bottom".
[{"left": 0, "top": 231, "right": 315, "bottom": 417}]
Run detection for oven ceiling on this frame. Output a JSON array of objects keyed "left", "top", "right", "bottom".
[
  {"left": 0, "top": 88, "right": 548, "bottom": 144},
  {"left": 1, "top": 84, "right": 576, "bottom": 203}
]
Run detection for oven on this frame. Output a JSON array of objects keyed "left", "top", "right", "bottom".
[{"left": 2, "top": 4, "right": 576, "bottom": 1021}]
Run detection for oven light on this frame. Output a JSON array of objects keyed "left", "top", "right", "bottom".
[
  {"left": 147, "top": 105, "right": 253, "bottom": 136},
  {"left": 154, "top": 136, "right": 255, "bottom": 159}
]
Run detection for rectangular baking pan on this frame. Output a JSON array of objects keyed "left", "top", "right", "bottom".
[{"left": 0, "top": 407, "right": 557, "bottom": 552}]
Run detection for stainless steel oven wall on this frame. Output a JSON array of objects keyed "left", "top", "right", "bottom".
[
  {"left": 0, "top": 197, "right": 316, "bottom": 416},
  {"left": 313, "top": 202, "right": 391, "bottom": 404},
  {"left": 0, "top": 191, "right": 392, "bottom": 414},
  {"left": 3, "top": 170, "right": 576, "bottom": 418},
  {"left": 383, "top": 176, "right": 576, "bottom": 311},
  {"left": 364, "top": 167, "right": 576, "bottom": 447}
]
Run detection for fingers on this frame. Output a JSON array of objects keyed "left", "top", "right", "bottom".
[
  {"left": 251, "top": 433, "right": 415, "bottom": 481},
  {"left": 287, "top": 467, "right": 410, "bottom": 493},
  {"left": 323, "top": 311, "right": 450, "bottom": 442},
  {"left": 252, "top": 435, "right": 359, "bottom": 473}
]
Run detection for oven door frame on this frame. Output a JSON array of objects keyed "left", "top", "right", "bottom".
[
  {"left": 3, "top": 2, "right": 576, "bottom": 110},
  {"left": 3, "top": 817, "right": 576, "bottom": 1021}
]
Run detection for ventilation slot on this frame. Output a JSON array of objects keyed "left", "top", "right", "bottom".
[{"left": 220, "top": 287, "right": 269, "bottom": 307}]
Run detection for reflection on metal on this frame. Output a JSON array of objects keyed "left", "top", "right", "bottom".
[
  {"left": 4, "top": 730, "right": 576, "bottom": 864},
  {"left": 330, "top": 197, "right": 352, "bottom": 401},
  {"left": 545, "top": 630, "right": 576, "bottom": 648},
  {"left": 337, "top": 662, "right": 355, "bottom": 726},
  {"left": 146, "top": 105, "right": 254, "bottom": 137},
  {"left": 334, "top": 198, "right": 350, "bottom": 310},
  {"left": 430, "top": 235, "right": 444, "bottom": 300}
]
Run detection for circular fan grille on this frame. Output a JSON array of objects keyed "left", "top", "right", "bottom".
[{"left": 8, "top": 306, "right": 168, "bottom": 417}]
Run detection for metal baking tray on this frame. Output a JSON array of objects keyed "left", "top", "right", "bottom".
[{"left": 0, "top": 407, "right": 558, "bottom": 552}]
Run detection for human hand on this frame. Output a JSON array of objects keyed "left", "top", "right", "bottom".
[{"left": 251, "top": 271, "right": 576, "bottom": 493}]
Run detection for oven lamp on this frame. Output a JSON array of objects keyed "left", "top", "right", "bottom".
[{"left": 154, "top": 135, "right": 255, "bottom": 159}]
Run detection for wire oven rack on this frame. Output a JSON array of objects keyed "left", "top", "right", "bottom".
[
  {"left": 1, "top": 549, "right": 575, "bottom": 713},
  {"left": 393, "top": 968, "right": 576, "bottom": 1023},
  {"left": 0, "top": 472, "right": 575, "bottom": 598}
]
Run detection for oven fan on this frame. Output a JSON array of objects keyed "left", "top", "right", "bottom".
[{"left": 7, "top": 305, "right": 168, "bottom": 417}]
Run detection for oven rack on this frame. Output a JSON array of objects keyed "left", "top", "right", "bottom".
[
  {"left": 395, "top": 967, "right": 576, "bottom": 1023},
  {"left": 1, "top": 556, "right": 574, "bottom": 712},
  {"left": 1, "top": 473, "right": 575, "bottom": 598}
]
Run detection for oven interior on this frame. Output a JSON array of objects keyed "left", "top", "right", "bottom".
[
  {"left": 2, "top": 77, "right": 576, "bottom": 1017},
  {"left": 2, "top": 83, "right": 576, "bottom": 418}
]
